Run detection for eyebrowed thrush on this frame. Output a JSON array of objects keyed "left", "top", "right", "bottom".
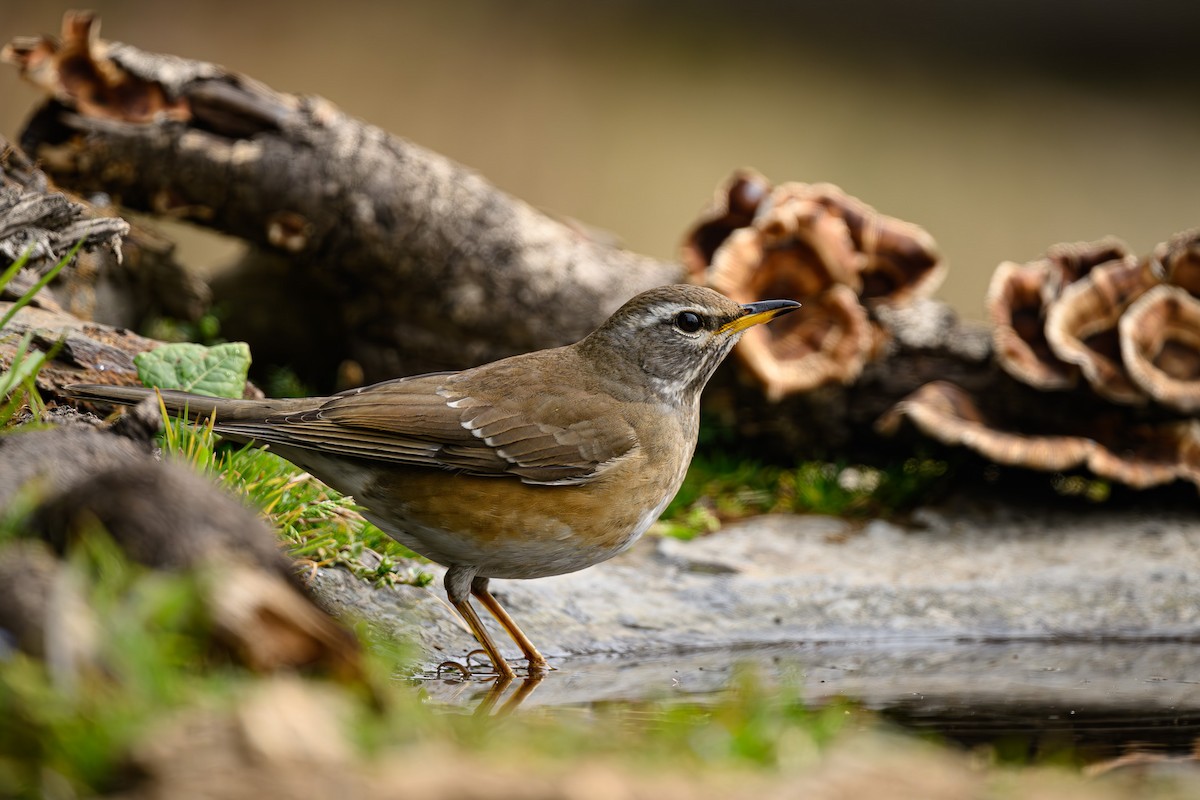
[{"left": 67, "top": 284, "right": 799, "bottom": 679}]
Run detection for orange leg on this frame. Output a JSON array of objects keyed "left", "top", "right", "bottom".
[
  {"left": 472, "top": 576, "right": 550, "bottom": 673},
  {"left": 444, "top": 567, "right": 516, "bottom": 680},
  {"left": 448, "top": 594, "right": 517, "bottom": 680}
]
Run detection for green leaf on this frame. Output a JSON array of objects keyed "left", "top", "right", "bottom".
[{"left": 134, "top": 342, "right": 251, "bottom": 398}]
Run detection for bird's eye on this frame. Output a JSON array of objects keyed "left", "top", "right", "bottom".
[{"left": 674, "top": 310, "right": 703, "bottom": 333}]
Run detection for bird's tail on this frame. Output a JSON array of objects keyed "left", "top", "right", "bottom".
[{"left": 64, "top": 384, "right": 304, "bottom": 424}]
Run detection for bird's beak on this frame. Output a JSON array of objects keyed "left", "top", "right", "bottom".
[{"left": 719, "top": 299, "right": 802, "bottom": 335}]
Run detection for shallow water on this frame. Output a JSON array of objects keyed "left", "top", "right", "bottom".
[{"left": 418, "top": 636, "right": 1200, "bottom": 761}]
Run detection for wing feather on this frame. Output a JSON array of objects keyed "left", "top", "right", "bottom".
[{"left": 208, "top": 354, "right": 638, "bottom": 485}]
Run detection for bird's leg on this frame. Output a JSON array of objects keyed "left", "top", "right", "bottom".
[
  {"left": 471, "top": 576, "right": 550, "bottom": 673},
  {"left": 444, "top": 567, "right": 516, "bottom": 680}
]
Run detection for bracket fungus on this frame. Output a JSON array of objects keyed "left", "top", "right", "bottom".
[
  {"left": 1154, "top": 229, "right": 1200, "bottom": 295},
  {"left": 1085, "top": 419, "right": 1200, "bottom": 489},
  {"left": 877, "top": 381, "right": 1200, "bottom": 490},
  {"left": 875, "top": 381, "right": 1096, "bottom": 471},
  {"left": 684, "top": 174, "right": 942, "bottom": 400},
  {"left": 884, "top": 230, "right": 1200, "bottom": 492},
  {"left": 1044, "top": 255, "right": 1157, "bottom": 405},
  {"left": 987, "top": 260, "right": 1077, "bottom": 391},
  {"left": 986, "top": 239, "right": 1133, "bottom": 392},
  {"left": 1120, "top": 285, "right": 1200, "bottom": 413},
  {"left": 681, "top": 168, "right": 772, "bottom": 277}
]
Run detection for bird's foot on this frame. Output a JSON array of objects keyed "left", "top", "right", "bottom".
[
  {"left": 436, "top": 650, "right": 518, "bottom": 681},
  {"left": 435, "top": 660, "right": 472, "bottom": 678},
  {"left": 464, "top": 648, "right": 492, "bottom": 666},
  {"left": 526, "top": 655, "right": 554, "bottom": 676}
]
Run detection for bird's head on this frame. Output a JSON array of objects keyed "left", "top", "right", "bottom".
[{"left": 578, "top": 284, "right": 800, "bottom": 405}]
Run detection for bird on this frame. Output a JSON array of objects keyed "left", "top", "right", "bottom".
[{"left": 67, "top": 284, "right": 799, "bottom": 679}]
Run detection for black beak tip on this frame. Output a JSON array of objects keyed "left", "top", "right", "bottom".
[{"left": 741, "top": 299, "right": 802, "bottom": 316}]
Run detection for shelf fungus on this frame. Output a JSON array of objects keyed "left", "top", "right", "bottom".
[
  {"left": 885, "top": 230, "right": 1200, "bottom": 491},
  {"left": 987, "top": 239, "right": 1133, "bottom": 391},
  {"left": 987, "top": 260, "right": 1077, "bottom": 391},
  {"left": 1044, "top": 255, "right": 1158, "bottom": 405},
  {"left": 684, "top": 175, "right": 942, "bottom": 400},
  {"left": 876, "top": 381, "right": 1200, "bottom": 490},
  {"left": 1085, "top": 419, "right": 1200, "bottom": 489},
  {"left": 1155, "top": 229, "right": 1200, "bottom": 295},
  {"left": 875, "top": 381, "right": 1096, "bottom": 472},
  {"left": 1120, "top": 285, "right": 1200, "bottom": 413},
  {"left": 681, "top": 168, "right": 772, "bottom": 277}
]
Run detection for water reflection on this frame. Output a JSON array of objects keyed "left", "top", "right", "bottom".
[{"left": 418, "top": 636, "right": 1200, "bottom": 759}]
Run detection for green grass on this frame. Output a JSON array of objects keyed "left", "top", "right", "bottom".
[
  {"left": 0, "top": 244, "right": 77, "bottom": 428},
  {"left": 658, "top": 451, "right": 950, "bottom": 539}
]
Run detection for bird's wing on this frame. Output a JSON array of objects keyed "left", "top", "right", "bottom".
[{"left": 215, "top": 356, "right": 640, "bottom": 486}]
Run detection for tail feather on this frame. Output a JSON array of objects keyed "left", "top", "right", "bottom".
[
  {"left": 63, "top": 384, "right": 312, "bottom": 424},
  {"left": 66, "top": 384, "right": 219, "bottom": 421}
]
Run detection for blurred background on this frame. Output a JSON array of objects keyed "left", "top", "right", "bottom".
[{"left": 2, "top": 0, "right": 1198, "bottom": 319}]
